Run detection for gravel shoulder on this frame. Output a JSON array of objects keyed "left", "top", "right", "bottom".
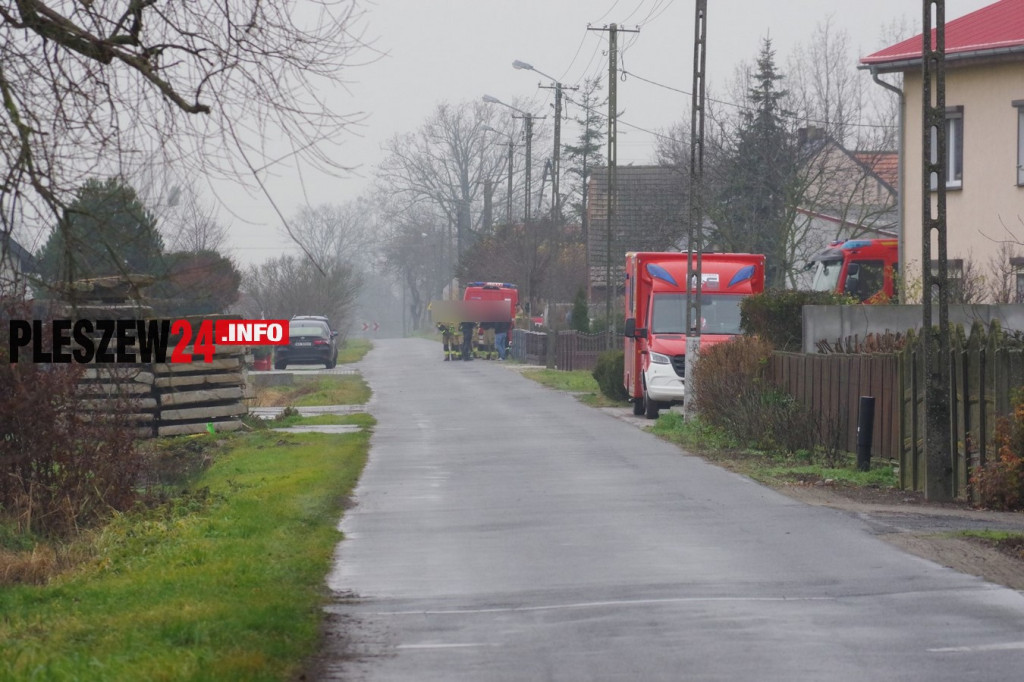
[
  {"left": 773, "top": 481, "right": 1024, "bottom": 591},
  {"left": 597, "top": 401, "right": 1024, "bottom": 592}
]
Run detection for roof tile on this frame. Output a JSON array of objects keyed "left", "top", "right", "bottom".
[{"left": 861, "top": 0, "right": 1024, "bottom": 65}]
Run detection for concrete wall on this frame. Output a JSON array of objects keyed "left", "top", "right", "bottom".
[{"left": 802, "top": 304, "right": 1024, "bottom": 353}]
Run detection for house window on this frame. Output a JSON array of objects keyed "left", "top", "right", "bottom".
[
  {"left": 1012, "top": 257, "right": 1024, "bottom": 302},
  {"left": 930, "top": 107, "right": 963, "bottom": 190},
  {"left": 1016, "top": 101, "right": 1024, "bottom": 186},
  {"left": 931, "top": 258, "right": 965, "bottom": 302}
]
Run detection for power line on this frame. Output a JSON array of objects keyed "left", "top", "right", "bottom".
[{"left": 621, "top": 68, "right": 897, "bottom": 130}]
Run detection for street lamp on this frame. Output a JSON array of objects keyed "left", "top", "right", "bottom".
[
  {"left": 482, "top": 95, "right": 536, "bottom": 226},
  {"left": 513, "top": 60, "right": 572, "bottom": 224},
  {"left": 482, "top": 125, "right": 515, "bottom": 226}
]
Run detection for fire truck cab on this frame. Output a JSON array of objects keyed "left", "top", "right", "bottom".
[{"left": 805, "top": 238, "right": 899, "bottom": 303}]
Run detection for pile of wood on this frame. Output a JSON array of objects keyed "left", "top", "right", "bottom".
[{"left": 151, "top": 342, "right": 248, "bottom": 437}]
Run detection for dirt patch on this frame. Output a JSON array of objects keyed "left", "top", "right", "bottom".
[{"left": 774, "top": 478, "right": 1024, "bottom": 591}]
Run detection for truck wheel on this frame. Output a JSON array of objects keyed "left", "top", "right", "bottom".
[
  {"left": 632, "top": 399, "right": 645, "bottom": 416},
  {"left": 643, "top": 390, "right": 660, "bottom": 420},
  {"left": 274, "top": 361, "right": 287, "bottom": 370}
]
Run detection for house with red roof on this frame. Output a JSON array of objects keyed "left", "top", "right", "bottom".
[{"left": 861, "top": 0, "right": 1024, "bottom": 301}]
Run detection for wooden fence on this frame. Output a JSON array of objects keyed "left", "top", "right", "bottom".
[
  {"left": 768, "top": 352, "right": 900, "bottom": 464},
  {"left": 555, "top": 331, "right": 606, "bottom": 372},
  {"left": 770, "top": 323, "right": 1024, "bottom": 496},
  {"left": 510, "top": 329, "right": 610, "bottom": 371}
]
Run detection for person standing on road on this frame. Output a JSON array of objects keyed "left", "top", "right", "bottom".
[
  {"left": 459, "top": 320, "right": 476, "bottom": 361},
  {"left": 494, "top": 319, "right": 510, "bottom": 360},
  {"left": 479, "top": 321, "right": 496, "bottom": 360}
]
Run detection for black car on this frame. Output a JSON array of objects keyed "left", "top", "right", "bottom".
[{"left": 274, "top": 319, "right": 338, "bottom": 369}]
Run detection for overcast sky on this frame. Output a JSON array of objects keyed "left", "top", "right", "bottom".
[{"left": 221, "top": 0, "right": 993, "bottom": 265}]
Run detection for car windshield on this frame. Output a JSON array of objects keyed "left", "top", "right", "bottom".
[
  {"left": 650, "top": 293, "right": 744, "bottom": 335},
  {"left": 289, "top": 324, "right": 327, "bottom": 338},
  {"left": 808, "top": 259, "right": 843, "bottom": 292}
]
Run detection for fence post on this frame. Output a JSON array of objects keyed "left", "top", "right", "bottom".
[{"left": 857, "top": 396, "right": 876, "bottom": 472}]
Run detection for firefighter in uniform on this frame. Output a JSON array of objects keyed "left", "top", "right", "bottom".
[
  {"left": 436, "top": 322, "right": 460, "bottom": 361},
  {"left": 459, "top": 320, "right": 476, "bottom": 361}
]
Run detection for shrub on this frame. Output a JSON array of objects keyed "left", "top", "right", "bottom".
[
  {"left": 691, "top": 336, "right": 818, "bottom": 454},
  {"left": 971, "top": 399, "right": 1024, "bottom": 510},
  {"left": 741, "top": 289, "right": 852, "bottom": 351},
  {"left": 1, "top": 309, "right": 141, "bottom": 538},
  {"left": 592, "top": 350, "right": 628, "bottom": 402}
]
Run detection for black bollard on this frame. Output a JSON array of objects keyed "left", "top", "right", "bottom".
[{"left": 856, "top": 396, "right": 876, "bottom": 472}]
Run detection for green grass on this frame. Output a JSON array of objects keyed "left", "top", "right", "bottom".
[
  {"left": 336, "top": 338, "right": 371, "bottom": 364},
  {"left": 259, "top": 374, "right": 370, "bottom": 408},
  {"left": 957, "top": 530, "right": 1024, "bottom": 542},
  {"left": 0, "top": 417, "right": 372, "bottom": 681},
  {"left": 521, "top": 368, "right": 629, "bottom": 408},
  {"left": 648, "top": 411, "right": 898, "bottom": 489}
]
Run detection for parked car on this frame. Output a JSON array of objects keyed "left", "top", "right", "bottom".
[{"left": 275, "top": 318, "right": 338, "bottom": 369}]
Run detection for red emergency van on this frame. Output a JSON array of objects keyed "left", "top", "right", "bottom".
[{"left": 623, "top": 252, "right": 766, "bottom": 419}]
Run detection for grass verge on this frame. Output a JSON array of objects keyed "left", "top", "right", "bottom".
[
  {"left": 0, "top": 414, "right": 372, "bottom": 681},
  {"left": 649, "top": 411, "right": 898, "bottom": 488},
  {"left": 957, "top": 530, "right": 1024, "bottom": 560},
  {"left": 521, "top": 368, "right": 630, "bottom": 408},
  {"left": 336, "top": 338, "right": 371, "bottom": 365},
  {"left": 256, "top": 374, "right": 371, "bottom": 408}
]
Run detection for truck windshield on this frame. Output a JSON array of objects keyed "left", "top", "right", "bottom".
[
  {"left": 651, "top": 293, "right": 744, "bottom": 335},
  {"left": 808, "top": 259, "right": 843, "bottom": 292}
]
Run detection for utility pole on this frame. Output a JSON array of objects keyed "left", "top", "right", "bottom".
[
  {"left": 589, "top": 23, "right": 638, "bottom": 349},
  {"left": 684, "top": 0, "right": 708, "bottom": 421},
  {"left": 514, "top": 113, "right": 535, "bottom": 225},
  {"left": 513, "top": 60, "right": 578, "bottom": 224},
  {"left": 506, "top": 138, "right": 514, "bottom": 225},
  {"left": 538, "top": 81, "right": 577, "bottom": 223},
  {"left": 921, "top": 0, "right": 952, "bottom": 501}
]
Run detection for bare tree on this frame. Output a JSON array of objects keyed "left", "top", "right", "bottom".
[
  {"left": 291, "top": 201, "right": 376, "bottom": 266},
  {"left": 377, "top": 100, "right": 536, "bottom": 259},
  {"left": 159, "top": 186, "right": 229, "bottom": 255},
  {"left": 0, "top": 1, "right": 370, "bottom": 270},
  {"left": 377, "top": 203, "right": 450, "bottom": 331},
  {"left": 985, "top": 222, "right": 1024, "bottom": 303},
  {"left": 243, "top": 255, "right": 362, "bottom": 336},
  {"left": 787, "top": 17, "right": 866, "bottom": 148}
]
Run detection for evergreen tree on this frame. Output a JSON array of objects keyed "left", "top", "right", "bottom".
[
  {"left": 570, "top": 287, "right": 591, "bottom": 333},
  {"left": 709, "top": 39, "right": 798, "bottom": 288},
  {"left": 562, "top": 77, "right": 606, "bottom": 246},
  {"left": 36, "top": 177, "right": 165, "bottom": 290}
]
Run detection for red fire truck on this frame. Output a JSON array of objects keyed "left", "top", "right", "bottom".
[
  {"left": 623, "top": 252, "right": 766, "bottom": 419},
  {"left": 463, "top": 282, "right": 518, "bottom": 319},
  {"left": 805, "top": 238, "right": 899, "bottom": 303},
  {"left": 463, "top": 282, "right": 518, "bottom": 356}
]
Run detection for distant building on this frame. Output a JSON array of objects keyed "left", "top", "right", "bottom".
[
  {"left": 586, "top": 165, "right": 687, "bottom": 297},
  {"left": 0, "top": 232, "right": 36, "bottom": 299},
  {"left": 861, "top": 0, "right": 1024, "bottom": 301}
]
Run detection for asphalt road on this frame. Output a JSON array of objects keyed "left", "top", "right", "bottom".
[{"left": 318, "top": 337, "right": 1024, "bottom": 681}]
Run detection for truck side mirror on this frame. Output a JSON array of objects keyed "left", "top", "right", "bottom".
[{"left": 623, "top": 319, "right": 647, "bottom": 339}]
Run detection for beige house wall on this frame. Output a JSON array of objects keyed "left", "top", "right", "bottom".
[{"left": 900, "top": 61, "right": 1024, "bottom": 298}]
